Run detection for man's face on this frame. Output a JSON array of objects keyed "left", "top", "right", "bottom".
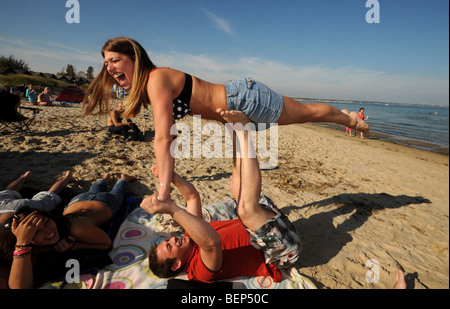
[{"left": 156, "top": 236, "right": 194, "bottom": 270}]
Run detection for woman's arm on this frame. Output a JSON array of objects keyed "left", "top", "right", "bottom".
[
  {"left": 9, "top": 213, "right": 41, "bottom": 289},
  {"left": 147, "top": 71, "right": 176, "bottom": 201},
  {"left": 63, "top": 219, "right": 112, "bottom": 251},
  {"left": 9, "top": 250, "right": 34, "bottom": 289}
]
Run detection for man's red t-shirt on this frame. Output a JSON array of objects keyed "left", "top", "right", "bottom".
[{"left": 183, "top": 219, "right": 283, "bottom": 283}]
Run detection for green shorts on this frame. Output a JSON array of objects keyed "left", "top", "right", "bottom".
[{"left": 246, "top": 195, "right": 301, "bottom": 269}]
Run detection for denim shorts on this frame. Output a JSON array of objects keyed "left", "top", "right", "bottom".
[
  {"left": 65, "top": 179, "right": 128, "bottom": 217},
  {"left": 224, "top": 78, "right": 284, "bottom": 129},
  {"left": 245, "top": 195, "right": 301, "bottom": 269},
  {"left": 0, "top": 190, "right": 61, "bottom": 213}
]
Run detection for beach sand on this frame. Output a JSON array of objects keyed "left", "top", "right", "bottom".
[{"left": 1, "top": 103, "right": 448, "bottom": 289}]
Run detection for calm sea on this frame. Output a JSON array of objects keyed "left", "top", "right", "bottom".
[{"left": 302, "top": 100, "right": 449, "bottom": 154}]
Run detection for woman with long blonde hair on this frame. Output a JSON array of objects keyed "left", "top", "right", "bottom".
[{"left": 84, "top": 37, "right": 369, "bottom": 203}]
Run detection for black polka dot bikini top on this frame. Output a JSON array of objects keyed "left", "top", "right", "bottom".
[
  {"left": 149, "top": 68, "right": 192, "bottom": 120},
  {"left": 173, "top": 73, "right": 192, "bottom": 120}
]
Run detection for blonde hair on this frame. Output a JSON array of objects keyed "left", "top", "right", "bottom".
[{"left": 83, "top": 37, "right": 156, "bottom": 118}]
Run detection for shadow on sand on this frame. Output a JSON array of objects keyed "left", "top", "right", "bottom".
[{"left": 282, "top": 193, "right": 431, "bottom": 288}]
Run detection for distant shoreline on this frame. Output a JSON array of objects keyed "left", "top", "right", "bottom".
[
  {"left": 311, "top": 122, "right": 449, "bottom": 156},
  {"left": 295, "top": 98, "right": 449, "bottom": 109}
]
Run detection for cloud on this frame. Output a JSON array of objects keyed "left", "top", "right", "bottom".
[
  {"left": 202, "top": 9, "right": 235, "bottom": 37},
  {"left": 2, "top": 34, "right": 447, "bottom": 106},
  {"left": 0, "top": 36, "right": 102, "bottom": 73}
]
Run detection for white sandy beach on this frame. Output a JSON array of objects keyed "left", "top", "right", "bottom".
[{"left": 1, "top": 103, "right": 448, "bottom": 289}]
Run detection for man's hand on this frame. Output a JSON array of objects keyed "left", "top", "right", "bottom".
[{"left": 140, "top": 193, "right": 176, "bottom": 215}]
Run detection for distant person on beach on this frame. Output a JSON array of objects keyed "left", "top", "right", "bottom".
[
  {"left": 356, "top": 108, "right": 369, "bottom": 139},
  {"left": 142, "top": 111, "right": 301, "bottom": 283},
  {"left": 83, "top": 37, "right": 370, "bottom": 202},
  {"left": 25, "top": 84, "right": 38, "bottom": 106},
  {"left": 107, "top": 101, "right": 143, "bottom": 141},
  {"left": 38, "top": 87, "right": 53, "bottom": 106},
  {"left": 0, "top": 172, "right": 137, "bottom": 289},
  {"left": 344, "top": 126, "right": 353, "bottom": 137}
]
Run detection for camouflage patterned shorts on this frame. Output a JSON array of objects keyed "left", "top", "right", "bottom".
[{"left": 246, "top": 195, "right": 302, "bottom": 269}]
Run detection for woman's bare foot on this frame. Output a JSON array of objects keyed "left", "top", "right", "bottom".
[
  {"left": 6, "top": 171, "right": 33, "bottom": 191},
  {"left": 103, "top": 173, "right": 115, "bottom": 183},
  {"left": 22, "top": 171, "right": 33, "bottom": 181},
  {"left": 62, "top": 171, "right": 75, "bottom": 183},
  {"left": 121, "top": 174, "right": 137, "bottom": 183},
  {"left": 342, "top": 110, "right": 370, "bottom": 134}
]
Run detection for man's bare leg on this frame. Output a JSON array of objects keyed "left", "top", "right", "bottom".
[
  {"left": 220, "top": 110, "right": 275, "bottom": 230},
  {"left": 229, "top": 130, "right": 241, "bottom": 201}
]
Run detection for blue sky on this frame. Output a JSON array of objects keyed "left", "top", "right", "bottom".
[{"left": 0, "top": 0, "right": 448, "bottom": 105}]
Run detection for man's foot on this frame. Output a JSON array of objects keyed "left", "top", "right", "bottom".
[
  {"left": 121, "top": 174, "right": 137, "bottom": 183},
  {"left": 217, "top": 109, "right": 252, "bottom": 126},
  {"left": 393, "top": 270, "right": 407, "bottom": 289}
]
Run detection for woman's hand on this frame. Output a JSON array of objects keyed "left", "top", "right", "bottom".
[
  {"left": 11, "top": 212, "right": 41, "bottom": 246},
  {"left": 151, "top": 164, "right": 159, "bottom": 178}
]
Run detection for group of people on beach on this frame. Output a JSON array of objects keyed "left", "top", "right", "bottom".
[
  {"left": 1, "top": 37, "right": 408, "bottom": 289},
  {"left": 23, "top": 84, "right": 53, "bottom": 106}
]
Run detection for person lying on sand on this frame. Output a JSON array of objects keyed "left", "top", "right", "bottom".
[
  {"left": 141, "top": 111, "right": 301, "bottom": 283},
  {"left": 0, "top": 172, "right": 137, "bottom": 289}
]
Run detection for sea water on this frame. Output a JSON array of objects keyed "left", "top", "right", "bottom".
[{"left": 303, "top": 101, "right": 449, "bottom": 154}]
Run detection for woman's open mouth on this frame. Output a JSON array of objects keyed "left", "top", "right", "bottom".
[{"left": 113, "top": 72, "right": 127, "bottom": 86}]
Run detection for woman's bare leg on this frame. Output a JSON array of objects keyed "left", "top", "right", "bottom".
[{"left": 278, "top": 97, "right": 370, "bottom": 133}]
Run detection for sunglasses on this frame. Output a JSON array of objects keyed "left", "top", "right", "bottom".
[{"left": 3, "top": 206, "right": 35, "bottom": 230}]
